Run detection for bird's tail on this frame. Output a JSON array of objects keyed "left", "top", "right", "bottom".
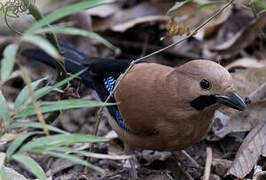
[{"left": 21, "top": 39, "right": 95, "bottom": 88}]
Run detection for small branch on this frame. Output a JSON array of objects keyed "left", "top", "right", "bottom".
[
  {"left": 203, "top": 147, "right": 212, "bottom": 180},
  {"left": 90, "top": 0, "right": 235, "bottom": 152}
]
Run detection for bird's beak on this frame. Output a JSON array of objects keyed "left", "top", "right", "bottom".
[{"left": 215, "top": 91, "right": 246, "bottom": 111}]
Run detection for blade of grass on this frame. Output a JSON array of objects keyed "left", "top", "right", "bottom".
[
  {"left": 6, "top": 131, "right": 43, "bottom": 161},
  {"left": 19, "top": 134, "right": 107, "bottom": 152},
  {"left": 167, "top": 0, "right": 193, "bottom": 14},
  {"left": 14, "top": 99, "right": 114, "bottom": 118},
  {"left": 47, "top": 147, "right": 132, "bottom": 160},
  {"left": 0, "top": 91, "right": 10, "bottom": 123},
  {"left": 15, "top": 77, "right": 48, "bottom": 112},
  {"left": 29, "top": 68, "right": 87, "bottom": 100},
  {"left": 254, "top": 0, "right": 266, "bottom": 9},
  {"left": 36, "top": 26, "right": 117, "bottom": 50},
  {"left": 20, "top": 34, "right": 60, "bottom": 60},
  {"left": 20, "top": 86, "right": 64, "bottom": 111},
  {"left": 12, "top": 154, "right": 47, "bottom": 180},
  {"left": 9, "top": 122, "right": 69, "bottom": 134},
  {"left": 1, "top": 44, "right": 19, "bottom": 82},
  {"left": 198, "top": 1, "right": 227, "bottom": 9},
  {"left": 40, "top": 150, "right": 104, "bottom": 173},
  {"left": 25, "top": 0, "right": 115, "bottom": 33}
]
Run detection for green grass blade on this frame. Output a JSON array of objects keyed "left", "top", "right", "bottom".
[
  {"left": 198, "top": 1, "right": 227, "bottom": 9},
  {"left": 1, "top": 44, "right": 19, "bottom": 82},
  {"left": 36, "top": 26, "right": 117, "bottom": 50},
  {"left": 6, "top": 132, "right": 43, "bottom": 161},
  {"left": 167, "top": 0, "right": 193, "bottom": 14},
  {"left": 20, "top": 34, "right": 60, "bottom": 59},
  {"left": 40, "top": 150, "right": 104, "bottom": 173},
  {"left": 19, "top": 134, "right": 107, "bottom": 152},
  {"left": 254, "top": 0, "right": 266, "bottom": 8},
  {"left": 9, "top": 122, "right": 69, "bottom": 134},
  {"left": 25, "top": 0, "right": 115, "bottom": 33},
  {"left": 15, "top": 77, "right": 48, "bottom": 112},
  {"left": 14, "top": 99, "right": 114, "bottom": 118},
  {"left": 29, "top": 68, "right": 86, "bottom": 100},
  {"left": 12, "top": 154, "right": 47, "bottom": 180},
  {"left": 0, "top": 91, "right": 10, "bottom": 123},
  {"left": 22, "top": 86, "right": 64, "bottom": 109}
]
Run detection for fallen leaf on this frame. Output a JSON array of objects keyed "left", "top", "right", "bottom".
[
  {"left": 246, "top": 83, "right": 266, "bottom": 104},
  {"left": 86, "top": 3, "right": 121, "bottom": 18},
  {"left": 226, "top": 58, "right": 266, "bottom": 72},
  {"left": 91, "top": 2, "right": 161, "bottom": 32},
  {"left": 226, "top": 123, "right": 266, "bottom": 178},
  {"left": 209, "top": 12, "right": 266, "bottom": 55},
  {"left": 212, "top": 158, "right": 232, "bottom": 176},
  {"left": 164, "top": 18, "right": 189, "bottom": 38}
]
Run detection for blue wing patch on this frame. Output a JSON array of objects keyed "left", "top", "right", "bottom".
[
  {"left": 103, "top": 76, "right": 129, "bottom": 132},
  {"left": 104, "top": 76, "right": 116, "bottom": 93}
]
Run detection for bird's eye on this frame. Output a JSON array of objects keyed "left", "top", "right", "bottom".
[{"left": 200, "top": 79, "right": 211, "bottom": 90}]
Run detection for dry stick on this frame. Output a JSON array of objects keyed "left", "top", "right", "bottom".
[
  {"left": 203, "top": 147, "right": 212, "bottom": 180},
  {"left": 90, "top": 0, "right": 235, "bottom": 153},
  {"left": 19, "top": 64, "right": 50, "bottom": 136}
]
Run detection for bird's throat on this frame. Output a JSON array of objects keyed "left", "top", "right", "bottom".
[{"left": 190, "top": 95, "right": 217, "bottom": 111}]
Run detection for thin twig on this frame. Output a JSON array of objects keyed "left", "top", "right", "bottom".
[
  {"left": 90, "top": 0, "right": 235, "bottom": 152},
  {"left": 203, "top": 147, "right": 212, "bottom": 180},
  {"left": 19, "top": 64, "right": 50, "bottom": 136}
]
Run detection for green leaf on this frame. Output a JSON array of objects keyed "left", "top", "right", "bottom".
[
  {"left": 15, "top": 77, "right": 48, "bottom": 112},
  {"left": 14, "top": 99, "right": 114, "bottom": 118},
  {"left": 40, "top": 150, "right": 104, "bottom": 173},
  {"left": 198, "top": 1, "right": 227, "bottom": 9},
  {"left": 20, "top": 34, "right": 60, "bottom": 59},
  {"left": 19, "top": 134, "right": 107, "bottom": 152},
  {"left": 254, "top": 0, "right": 266, "bottom": 8},
  {"left": 21, "top": 86, "right": 63, "bottom": 111},
  {"left": 167, "top": 0, "right": 193, "bottom": 14},
  {"left": 36, "top": 27, "right": 117, "bottom": 50},
  {"left": 25, "top": 0, "right": 116, "bottom": 33},
  {"left": 9, "top": 122, "right": 69, "bottom": 134},
  {"left": 1, "top": 44, "right": 19, "bottom": 82},
  {"left": 28, "top": 69, "right": 86, "bottom": 101},
  {"left": 12, "top": 154, "right": 47, "bottom": 180},
  {"left": 6, "top": 132, "right": 43, "bottom": 161},
  {"left": 0, "top": 91, "right": 10, "bottom": 123}
]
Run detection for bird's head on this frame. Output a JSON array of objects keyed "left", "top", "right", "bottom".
[{"left": 175, "top": 60, "right": 246, "bottom": 111}]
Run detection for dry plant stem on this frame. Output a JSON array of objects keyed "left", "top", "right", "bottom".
[
  {"left": 19, "top": 64, "right": 50, "bottom": 136},
  {"left": 91, "top": 0, "right": 235, "bottom": 152},
  {"left": 203, "top": 147, "right": 212, "bottom": 180}
]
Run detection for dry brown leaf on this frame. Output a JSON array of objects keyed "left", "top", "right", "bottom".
[
  {"left": 226, "top": 123, "right": 266, "bottom": 178},
  {"left": 112, "top": 15, "right": 168, "bottom": 33},
  {"left": 246, "top": 83, "right": 266, "bottom": 104},
  {"left": 212, "top": 158, "right": 232, "bottom": 176},
  {"left": 209, "top": 12, "right": 266, "bottom": 55},
  {"left": 91, "top": 2, "right": 162, "bottom": 32},
  {"left": 156, "top": 0, "right": 232, "bottom": 40},
  {"left": 211, "top": 100, "right": 266, "bottom": 141},
  {"left": 226, "top": 58, "right": 266, "bottom": 72},
  {"left": 231, "top": 67, "right": 266, "bottom": 98},
  {"left": 85, "top": 3, "right": 120, "bottom": 18},
  {"left": 164, "top": 18, "right": 189, "bottom": 38}
]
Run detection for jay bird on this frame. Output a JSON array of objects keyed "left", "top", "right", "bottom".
[{"left": 22, "top": 39, "right": 246, "bottom": 177}]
